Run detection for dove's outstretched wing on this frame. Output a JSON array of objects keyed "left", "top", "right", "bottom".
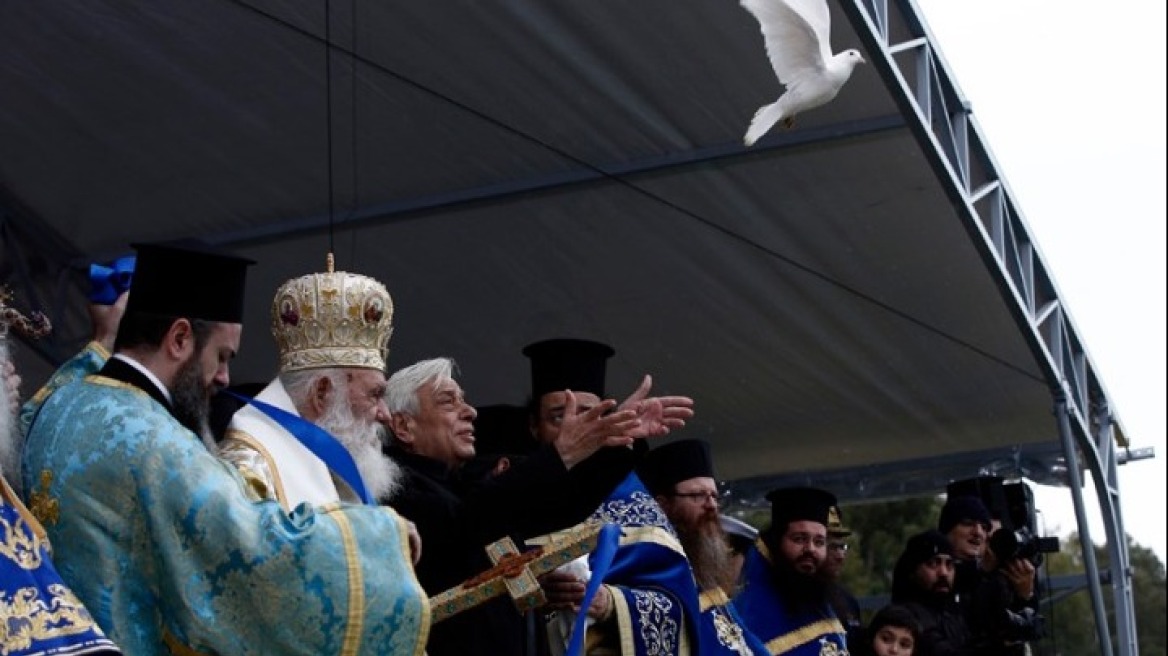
[
  {"left": 740, "top": 0, "right": 826, "bottom": 87},
  {"left": 782, "top": 0, "right": 833, "bottom": 63}
]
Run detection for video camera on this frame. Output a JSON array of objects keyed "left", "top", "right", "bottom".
[
  {"left": 946, "top": 477, "right": 1060, "bottom": 567},
  {"left": 989, "top": 524, "right": 1060, "bottom": 567}
]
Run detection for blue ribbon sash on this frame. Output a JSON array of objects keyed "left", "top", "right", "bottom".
[
  {"left": 566, "top": 522, "right": 621, "bottom": 656},
  {"left": 225, "top": 390, "right": 373, "bottom": 505}
]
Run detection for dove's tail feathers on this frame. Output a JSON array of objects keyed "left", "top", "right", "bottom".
[{"left": 744, "top": 101, "right": 786, "bottom": 146}]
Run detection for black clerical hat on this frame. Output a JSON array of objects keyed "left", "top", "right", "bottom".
[
  {"left": 124, "top": 240, "right": 254, "bottom": 323},
  {"left": 766, "top": 486, "right": 837, "bottom": 529},
  {"left": 522, "top": 338, "right": 615, "bottom": 399},
  {"left": 638, "top": 439, "right": 715, "bottom": 495}
]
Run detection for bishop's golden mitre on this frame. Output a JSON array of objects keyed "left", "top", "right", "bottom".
[{"left": 271, "top": 259, "right": 394, "bottom": 372}]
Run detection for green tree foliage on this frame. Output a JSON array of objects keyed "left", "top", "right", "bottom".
[
  {"left": 1037, "top": 533, "right": 1166, "bottom": 656},
  {"left": 838, "top": 496, "right": 944, "bottom": 601}
]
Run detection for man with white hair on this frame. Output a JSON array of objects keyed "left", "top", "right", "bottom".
[
  {"left": 219, "top": 258, "right": 405, "bottom": 512},
  {"left": 2, "top": 288, "right": 122, "bottom": 654},
  {"left": 383, "top": 355, "right": 670, "bottom": 656}
]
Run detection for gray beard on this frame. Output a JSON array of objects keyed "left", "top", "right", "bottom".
[
  {"left": 317, "top": 398, "right": 403, "bottom": 502},
  {"left": 678, "top": 518, "right": 736, "bottom": 592}
]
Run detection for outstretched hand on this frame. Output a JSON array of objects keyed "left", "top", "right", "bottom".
[
  {"left": 553, "top": 390, "right": 640, "bottom": 470},
  {"left": 619, "top": 375, "right": 695, "bottom": 438}
]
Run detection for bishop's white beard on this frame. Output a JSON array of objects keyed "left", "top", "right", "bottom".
[
  {"left": 316, "top": 394, "right": 403, "bottom": 502},
  {"left": 0, "top": 340, "right": 22, "bottom": 492}
]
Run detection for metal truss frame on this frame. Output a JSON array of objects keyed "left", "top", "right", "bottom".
[{"left": 837, "top": 0, "right": 1140, "bottom": 652}]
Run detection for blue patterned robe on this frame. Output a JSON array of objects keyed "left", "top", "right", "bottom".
[
  {"left": 734, "top": 543, "right": 848, "bottom": 656},
  {"left": 581, "top": 474, "right": 766, "bottom": 655},
  {"left": 20, "top": 348, "right": 430, "bottom": 656},
  {"left": 2, "top": 475, "right": 121, "bottom": 655}
]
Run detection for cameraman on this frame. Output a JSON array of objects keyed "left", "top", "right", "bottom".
[{"left": 938, "top": 495, "right": 1041, "bottom": 655}]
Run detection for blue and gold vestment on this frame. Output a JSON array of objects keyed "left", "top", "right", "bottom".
[
  {"left": 21, "top": 349, "right": 430, "bottom": 656},
  {"left": 2, "top": 475, "right": 121, "bottom": 656},
  {"left": 580, "top": 473, "right": 766, "bottom": 655},
  {"left": 734, "top": 543, "right": 848, "bottom": 656}
]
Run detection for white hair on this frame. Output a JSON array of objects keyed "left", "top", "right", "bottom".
[
  {"left": 384, "top": 358, "right": 456, "bottom": 415},
  {"left": 280, "top": 367, "right": 347, "bottom": 411}
]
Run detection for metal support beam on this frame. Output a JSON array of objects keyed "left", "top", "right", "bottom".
[
  {"left": 1056, "top": 392, "right": 1116, "bottom": 656},
  {"left": 840, "top": 0, "right": 1143, "bottom": 651},
  {"left": 1092, "top": 399, "right": 1139, "bottom": 655}
]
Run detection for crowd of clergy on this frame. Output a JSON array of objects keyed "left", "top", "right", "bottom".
[{"left": 1, "top": 241, "right": 1039, "bottom": 656}]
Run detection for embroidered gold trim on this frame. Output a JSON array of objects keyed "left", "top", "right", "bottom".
[
  {"left": 88, "top": 340, "right": 112, "bottom": 360},
  {"left": 1, "top": 476, "right": 48, "bottom": 553},
  {"left": 328, "top": 507, "right": 365, "bottom": 656},
  {"left": 388, "top": 507, "right": 431, "bottom": 656},
  {"left": 220, "top": 429, "right": 290, "bottom": 512},
  {"left": 699, "top": 586, "right": 730, "bottom": 612},
  {"left": 764, "top": 618, "right": 845, "bottom": 655},
  {"left": 619, "top": 525, "right": 685, "bottom": 555},
  {"left": 27, "top": 470, "right": 59, "bottom": 527},
  {"left": 756, "top": 537, "right": 772, "bottom": 564},
  {"left": 0, "top": 583, "right": 104, "bottom": 652}
]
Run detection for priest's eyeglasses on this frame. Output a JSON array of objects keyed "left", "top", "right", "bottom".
[{"left": 671, "top": 490, "right": 720, "bottom": 504}]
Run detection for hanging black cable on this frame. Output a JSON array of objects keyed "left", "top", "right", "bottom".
[
  {"left": 225, "top": 0, "right": 1044, "bottom": 385},
  {"left": 324, "top": 0, "right": 336, "bottom": 256}
]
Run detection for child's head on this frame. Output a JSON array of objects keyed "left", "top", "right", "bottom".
[{"left": 868, "top": 604, "right": 921, "bottom": 656}]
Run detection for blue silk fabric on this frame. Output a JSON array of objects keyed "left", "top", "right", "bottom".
[
  {"left": 585, "top": 473, "right": 766, "bottom": 655},
  {"left": 734, "top": 544, "right": 849, "bottom": 655},
  {"left": 21, "top": 349, "right": 430, "bottom": 656},
  {"left": 1, "top": 478, "right": 121, "bottom": 655}
]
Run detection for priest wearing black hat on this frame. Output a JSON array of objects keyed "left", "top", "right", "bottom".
[
  {"left": 639, "top": 438, "right": 734, "bottom": 593},
  {"left": 735, "top": 485, "right": 851, "bottom": 655},
  {"left": 523, "top": 339, "right": 755, "bottom": 656},
  {"left": 637, "top": 438, "right": 770, "bottom": 654},
  {"left": 21, "top": 240, "right": 431, "bottom": 655},
  {"left": 523, "top": 338, "right": 694, "bottom": 452}
]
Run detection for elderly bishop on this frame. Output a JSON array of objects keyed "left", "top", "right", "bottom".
[{"left": 219, "top": 256, "right": 405, "bottom": 513}]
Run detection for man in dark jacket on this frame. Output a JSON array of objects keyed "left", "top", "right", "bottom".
[
  {"left": 382, "top": 356, "right": 676, "bottom": 656},
  {"left": 890, "top": 529, "right": 974, "bottom": 656}
]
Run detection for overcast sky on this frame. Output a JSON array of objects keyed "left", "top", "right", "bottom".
[{"left": 910, "top": 0, "right": 1167, "bottom": 561}]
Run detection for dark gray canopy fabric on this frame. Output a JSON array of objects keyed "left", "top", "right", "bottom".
[{"left": 1, "top": 0, "right": 1111, "bottom": 501}]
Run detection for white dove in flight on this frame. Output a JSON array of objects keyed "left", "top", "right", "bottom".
[{"left": 740, "top": 0, "right": 865, "bottom": 146}]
